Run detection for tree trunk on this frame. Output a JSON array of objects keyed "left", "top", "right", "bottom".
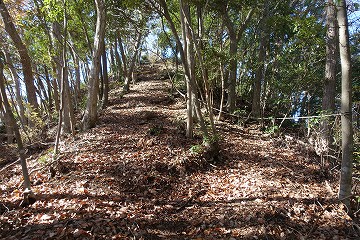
[
  {"left": 252, "top": 4, "right": 269, "bottom": 118},
  {"left": 123, "top": 33, "right": 142, "bottom": 92},
  {"left": 0, "top": 54, "right": 35, "bottom": 206},
  {"left": 101, "top": 41, "right": 109, "bottom": 108},
  {"left": 180, "top": 1, "right": 194, "bottom": 138},
  {"left": 223, "top": 8, "right": 255, "bottom": 113},
  {"left": 0, "top": 0, "right": 38, "bottom": 111},
  {"left": 157, "top": 0, "right": 209, "bottom": 140},
  {"left": 321, "top": 0, "right": 338, "bottom": 160},
  {"left": 227, "top": 33, "right": 237, "bottom": 113},
  {"left": 3, "top": 50, "right": 26, "bottom": 125},
  {"left": 337, "top": 0, "right": 353, "bottom": 208},
  {"left": 44, "top": 66, "right": 53, "bottom": 114},
  {"left": 114, "top": 39, "right": 122, "bottom": 82},
  {"left": 118, "top": 37, "right": 129, "bottom": 87},
  {"left": 82, "top": 0, "right": 106, "bottom": 130},
  {"left": 109, "top": 45, "right": 116, "bottom": 75}
]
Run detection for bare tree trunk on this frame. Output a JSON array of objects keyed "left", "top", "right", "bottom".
[
  {"left": 156, "top": 0, "right": 209, "bottom": 140},
  {"left": 82, "top": 0, "right": 106, "bottom": 130},
  {"left": 109, "top": 45, "right": 116, "bottom": 75},
  {"left": 44, "top": 66, "right": 53, "bottom": 114},
  {"left": 3, "top": 50, "right": 26, "bottom": 125},
  {"left": 123, "top": 33, "right": 142, "bottom": 92},
  {"left": 252, "top": 4, "right": 269, "bottom": 118},
  {"left": 114, "top": 39, "right": 122, "bottom": 81},
  {"left": 101, "top": 41, "right": 109, "bottom": 108},
  {"left": 337, "top": 0, "right": 353, "bottom": 208},
  {"left": 223, "top": 8, "right": 254, "bottom": 113},
  {"left": 118, "top": 37, "right": 129, "bottom": 84},
  {"left": 0, "top": 55, "right": 35, "bottom": 206},
  {"left": 69, "top": 46, "right": 81, "bottom": 100},
  {"left": 180, "top": 2, "right": 194, "bottom": 138},
  {"left": 51, "top": 63, "right": 60, "bottom": 112},
  {"left": 321, "top": 0, "right": 338, "bottom": 161},
  {"left": 0, "top": 0, "right": 38, "bottom": 111},
  {"left": 227, "top": 34, "right": 237, "bottom": 113}
]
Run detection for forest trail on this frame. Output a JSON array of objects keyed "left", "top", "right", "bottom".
[{"left": 0, "top": 64, "right": 357, "bottom": 239}]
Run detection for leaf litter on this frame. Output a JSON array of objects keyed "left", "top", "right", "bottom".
[{"left": 0, "top": 65, "right": 359, "bottom": 239}]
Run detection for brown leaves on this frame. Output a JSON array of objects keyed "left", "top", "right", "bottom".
[{"left": 0, "top": 76, "right": 357, "bottom": 239}]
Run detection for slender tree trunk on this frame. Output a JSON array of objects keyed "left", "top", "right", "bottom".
[
  {"left": 0, "top": 0, "right": 38, "bottom": 111},
  {"left": 180, "top": 0, "right": 210, "bottom": 140},
  {"left": 44, "top": 66, "right": 53, "bottom": 113},
  {"left": 51, "top": 63, "right": 60, "bottom": 112},
  {"left": 71, "top": 47, "right": 81, "bottom": 98},
  {"left": 252, "top": 33, "right": 267, "bottom": 118},
  {"left": 227, "top": 33, "right": 237, "bottom": 113},
  {"left": 0, "top": 55, "right": 35, "bottom": 206},
  {"left": 123, "top": 33, "right": 142, "bottom": 92},
  {"left": 60, "top": 6, "right": 75, "bottom": 135},
  {"left": 252, "top": 4, "right": 268, "bottom": 118},
  {"left": 114, "top": 39, "right": 122, "bottom": 81},
  {"left": 102, "top": 41, "right": 109, "bottom": 108},
  {"left": 157, "top": 0, "right": 209, "bottom": 140},
  {"left": 3, "top": 50, "right": 26, "bottom": 125},
  {"left": 321, "top": 0, "right": 338, "bottom": 160},
  {"left": 109, "top": 45, "right": 115, "bottom": 75},
  {"left": 82, "top": 0, "right": 106, "bottom": 130},
  {"left": 180, "top": 2, "right": 194, "bottom": 138},
  {"left": 118, "top": 37, "right": 129, "bottom": 84},
  {"left": 337, "top": 0, "right": 353, "bottom": 208},
  {"left": 223, "top": 8, "right": 254, "bottom": 113}
]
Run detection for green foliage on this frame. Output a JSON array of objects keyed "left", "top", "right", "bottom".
[
  {"left": 203, "top": 134, "right": 221, "bottom": 146},
  {"left": 38, "top": 147, "right": 54, "bottom": 165},
  {"left": 42, "top": 0, "right": 64, "bottom": 22},
  {"left": 172, "top": 71, "right": 186, "bottom": 92},
  {"left": 264, "top": 125, "right": 280, "bottom": 135},
  {"left": 190, "top": 144, "right": 204, "bottom": 154},
  {"left": 78, "top": 92, "right": 88, "bottom": 111},
  {"left": 148, "top": 124, "right": 163, "bottom": 136},
  {"left": 22, "top": 104, "right": 46, "bottom": 143}
]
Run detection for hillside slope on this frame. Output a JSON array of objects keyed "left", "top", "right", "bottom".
[{"left": 0, "top": 64, "right": 358, "bottom": 239}]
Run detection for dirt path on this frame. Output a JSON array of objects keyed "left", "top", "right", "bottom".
[{"left": 0, "top": 66, "right": 358, "bottom": 239}]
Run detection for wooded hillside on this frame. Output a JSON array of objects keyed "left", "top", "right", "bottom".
[{"left": 0, "top": 0, "right": 360, "bottom": 239}]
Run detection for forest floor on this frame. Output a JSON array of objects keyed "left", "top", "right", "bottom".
[{"left": 1, "top": 64, "right": 359, "bottom": 239}]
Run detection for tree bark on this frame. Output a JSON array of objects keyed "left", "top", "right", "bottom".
[
  {"left": 44, "top": 66, "right": 53, "bottom": 114},
  {"left": 118, "top": 37, "right": 128, "bottom": 84},
  {"left": 337, "top": 0, "right": 353, "bottom": 208},
  {"left": 114, "top": 38, "right": 122, "bottom": 81},
  {"left": 82, "top": 0, "right": 106, "bottom": 130},
  {"left": 252, "top": 4, "right": 268, "bottom": 118},
  {"left": 180, "top": 1, "right": 194, "bottom": 138},
  {"left": 101, "top": 41, "right": 109, "bottom": 108},
  {"left": 3, "top": 50, "right": 26, "bottom": 125},
  {"left": 321, "top": 0, "right": 338, "bottom": 160}
]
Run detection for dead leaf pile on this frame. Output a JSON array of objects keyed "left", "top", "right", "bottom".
[{"left": 0, "top": 64, "right": 359, "bottom": 239}]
